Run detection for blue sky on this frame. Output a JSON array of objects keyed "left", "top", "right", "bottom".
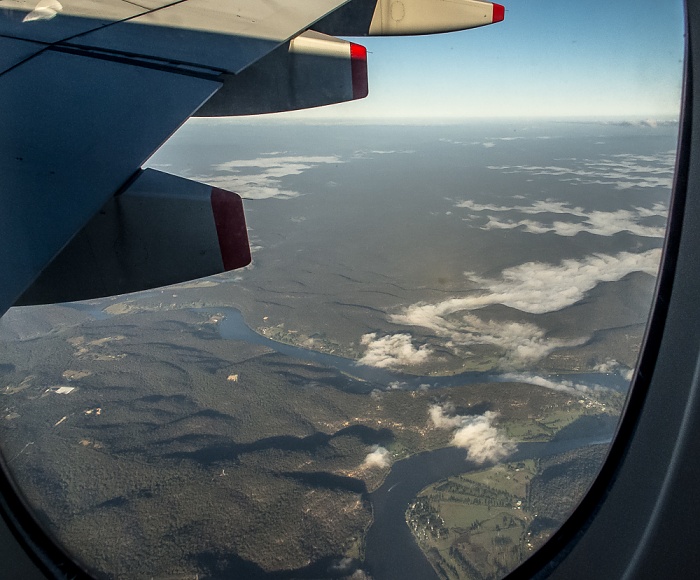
[{"left": 282, "top": 0, "right": 685, "bottom": 121}]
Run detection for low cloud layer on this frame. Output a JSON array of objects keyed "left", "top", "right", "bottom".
[
  {"left": 487, "top": 150, "right": 676, "bottom": 191},
  {"left": 461, "top": 250, "right": 661, "bottom": 313},
  {"left": 480, "top": 214, "right": 665, "bottom": 238},
  {"left": 393, "top": 311, "right": 583, "bottom": 366},
  {"left": 190, "top": 154, "right": 344, "bottom": 199},
  {"left": 361, "top": 445, "right": 392, "bottom": 469},
  {"left": 390, "top": 251, "right": 659, "bottom": 366},
  {"left": 440, "top": 136, "right": 526, "bottom": 147},
  {"left": 499, "top": 372, "right": 603, "bottom": 395},
  {"left": 592, "top": 359, "right": 634, "bottom": 381},
  {"left": 457, "top": 200, "right": 668, "bottom": 238},
  {"left": 358, "top": 333, "right": 432, "bottom": 369},
  {"left": 392, "top": 251, "right": 660, "bottom": 318},
  {"left": 352, "top": 149, "right": 415, "bottom": 157},
  {"left": 429, "top": 404, "right": 516, "bottom": 464}
]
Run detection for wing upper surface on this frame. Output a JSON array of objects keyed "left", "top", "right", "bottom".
[
  {"left": 0, "top": 35, "right": 43, "bottom": 73},
  {"left": 0, "top": 0, "right": 153, "bottom": 43},
  {"left": 0, "top": 0, "right": 359, "bottom": 316},
  {"left": 1, "top": 0, "right": 351, "bottom": 73}
]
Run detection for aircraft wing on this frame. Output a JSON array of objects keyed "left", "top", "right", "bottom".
[{"left": 0, "top": 0, "right": 504, "bottom": 316}]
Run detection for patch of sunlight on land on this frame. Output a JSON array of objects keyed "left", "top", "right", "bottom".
[{"left": 407, "top": 460, "right": 542, "bottom": 579}]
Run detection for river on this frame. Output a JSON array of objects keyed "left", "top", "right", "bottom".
[
  {"left": 364, "top": 435, "right": 611, "bottom": 580},
  {"left": 210, "top": 307, "right": 629, "bottom": 393},
  {"left": 64, "top": 303, "right": 628, "bottom": 392}
]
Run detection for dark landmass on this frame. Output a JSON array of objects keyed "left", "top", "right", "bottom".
[
  {"left": 0, "top": 307, "right": 610, "bottom": 579},
  {"left": 529, "top": 445, "right": 609, "bottom": 522}
]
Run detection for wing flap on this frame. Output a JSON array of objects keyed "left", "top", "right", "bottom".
[{"left": 16, "top": 169, "right": 251, "bottom": 305}]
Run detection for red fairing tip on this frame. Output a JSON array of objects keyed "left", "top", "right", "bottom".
[
  {"left": 350, "top": 43, "right": 368, "bottom": 100},
  {"left": 492, "top": 3, "right": 505, "bottom": 23},
  {"left": 211, "top": 188, "right": 252, "bottom": 271}
]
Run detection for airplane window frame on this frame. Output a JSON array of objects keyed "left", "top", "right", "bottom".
[{"left": 0, "top": 2, "right": 696, "bottom": 578}]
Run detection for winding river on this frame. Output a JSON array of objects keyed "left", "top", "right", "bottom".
[
  {"left": 65, "top": 303, "right": 628, "bottom": 392},
  {"left": 210, "top": 307, "right": 629, "bottom": 393}
]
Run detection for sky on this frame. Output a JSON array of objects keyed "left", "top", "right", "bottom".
[{"left": 268, "top": 0, "right": 686, "bottom": 121}]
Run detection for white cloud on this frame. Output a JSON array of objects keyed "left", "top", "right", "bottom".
[
  {"left": 395, "top": 250, "right": 660, "bottom": 317},
  {"left": 358, "top": 333, "right": 432, "bottom": 369},
  {"left": 481, "top": 212, "right": 665, "bottom": 238},
  {"left": 393, "top": 312, "right": 584, "bottom": 367},
  {"left": 592, "top": 359, "right": 634, "bottom": 381},
  {"left": 499, "top": 372, "right": 602, "bottom": 394},
  {"left": 429, "top": 405, "right": 516, "bottom": 464},
  {"left": 440, "top": 137, "right": 524, "bottom": 146},
  {"left": 592, "top": 359, "right": 619, "bottom": 374},
  {"left": 429, "top": 402, "right": 463, "bottom": 429},
  {"left": 635, "top": 203, "right": 669, "bottom": 218},
  {"left": 386, "top": 381, "right": 406, "bottom": 390},
  {"left": 352, "top": 149, "right": 415, "bottom": 158},
  {"left": 462, "top": 250, "right": 660, "bottom": 313},
  {"left": 390, "top": 251, "right": 659, "bottom": 367},
  {"left": 605, "top": 119, "right": 678, "bottom": 128},
  {"left": 456, "top": 199, "right": 586, "bottom": 215},
  {"left": 361, "top": 445, "right": 392, "bottom": 469},
  {"left": 487, "top": 150, "right": 676, "bottom": 190},
  {"left": 190, "top": 155, "right": 343, "bottom": 199},
  {"left": 213, "top": 155, "right": 341, "bottom": 175},
  {"left": 457, "top": 199, "right": 668, "bottom": 238}
]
